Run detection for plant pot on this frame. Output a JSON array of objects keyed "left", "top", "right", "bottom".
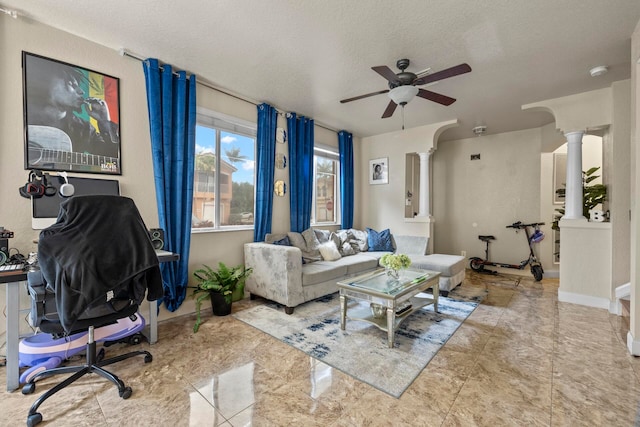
[
  {"left": 210, "top": 291, "right": 232, "bottom": 316},
  {"left": 231, "top": 282, "right": 245, "bottom": 302}
]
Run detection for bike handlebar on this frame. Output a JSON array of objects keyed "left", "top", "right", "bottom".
[{"left": 506, "top": 221, "right": 545, "bottom": 229}]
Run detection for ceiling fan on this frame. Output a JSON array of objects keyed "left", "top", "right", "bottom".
[{"left": 340, "top": 59, "right": 472, "bottom": 119}]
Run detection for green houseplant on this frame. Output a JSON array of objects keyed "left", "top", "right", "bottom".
[
  {"left": 191, "top": 262, "right": 252, "bottom": 332},
  {"left": 552, "top": 166, "right": 607, "bottom": 230}
]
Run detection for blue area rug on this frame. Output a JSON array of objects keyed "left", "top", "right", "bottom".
[{"left": 234, "top": 289, "right": 484, "bottom": 397}]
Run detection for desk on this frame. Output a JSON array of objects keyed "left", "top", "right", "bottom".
[
  {"left": 148, "top": 250, "right": 180, "bottom": 344},
  {"left": 1, "top": 249, "right": 178, "bottom": 392},
  {"left": 0, "top": 269, "right": 27, "bottom": 392}
]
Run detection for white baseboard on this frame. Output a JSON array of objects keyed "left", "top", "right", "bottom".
[
  {"left": 615, "top": 282, "right": 631, "bottom": 299},
  {"left": 610, "top": 300, "right": 621, "bottom": 315},
  {"left": 627, "top": 331, "right": 640, "bottom": 356},
  {"left": 558, "top": 290, "right": 611, "bottom": 310}
]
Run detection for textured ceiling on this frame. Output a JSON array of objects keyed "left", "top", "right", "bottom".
[{"left": 3, "top": 0, "right": 640, "bottom": 140}]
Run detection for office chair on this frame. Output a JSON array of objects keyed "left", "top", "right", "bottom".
[{"left": 22, "top": 195, "right": 164, "bottom": 427}]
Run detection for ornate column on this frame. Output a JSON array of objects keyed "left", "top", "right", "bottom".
[
  {"left": 417, "top": 151, "right": 432, "bottom": 217},
  {"left": 563, "top": 131, "right": 586, "bottom": 220}
]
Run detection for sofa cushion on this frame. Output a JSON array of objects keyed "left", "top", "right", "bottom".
[
  {"left": 410, "top": 254, "right": 466, "bottom": 276},
  {"left": 393, "top": 235, "right": 428, "bottom": 256},
  {"left": 302, "top": 262, "right": 348, "bottom": 286},
  {"left": 367, "top": 228, "right": 394, "bottom": 252},
  {"left": 334, "top": 253, "right": 380, "bottom": 274}
]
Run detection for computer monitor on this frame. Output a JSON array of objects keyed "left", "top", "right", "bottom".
[{"left": 31, "top": 176, "right": 121, "bottom": 229}]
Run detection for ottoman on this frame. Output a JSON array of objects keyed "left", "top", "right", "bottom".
[{"left": 408, "top": 254, "right": 466, "bottom": 296}]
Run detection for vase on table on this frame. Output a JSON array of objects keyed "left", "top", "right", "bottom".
[
  {"left": 370, "top": 303, "right": 387, "bottom": 319},
  {"left": 386, "top": 268, "right": 400, "bottom": 279}
]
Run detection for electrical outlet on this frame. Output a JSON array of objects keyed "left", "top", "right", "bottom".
[{"left": 461, "top": 250, "right": 466, "bottom": 257}]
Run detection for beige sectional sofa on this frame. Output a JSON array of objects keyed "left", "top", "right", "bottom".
[{"left": 243, "top": 229, "right": 465, "bottom": 314}]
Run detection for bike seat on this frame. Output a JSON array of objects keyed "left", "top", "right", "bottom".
[{"left": 478, "top": 235, "right": 496, "bottom": 242}]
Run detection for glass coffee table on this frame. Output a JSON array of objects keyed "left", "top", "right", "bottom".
[{"left": 337, "top": 267, "right": 440, "bottom": 348}]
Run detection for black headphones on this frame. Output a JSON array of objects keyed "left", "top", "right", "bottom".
[{"left": 19, "top": 170, "right": 57, "bottom": 199}]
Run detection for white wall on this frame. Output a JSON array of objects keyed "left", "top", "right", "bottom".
[
  {"left": 609, "top": 80, "right": 632, "bottom": 290},
  {"left": 629, "top": 18, "right": 640, "bottom": 354},
  {"left": 0, "top": 15, "right": 347, "bottom": 335},
  {"left": 432, "top": 129, "right": 542, "bottom": 269},
  {"left": 357, "top": 121, "right": 457, "bottom": 237}
]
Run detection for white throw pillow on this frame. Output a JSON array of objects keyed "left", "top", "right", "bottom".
[{"left": 319, "top": 241, "right": 342, "bottom": 261}]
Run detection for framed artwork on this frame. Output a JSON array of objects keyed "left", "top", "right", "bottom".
[
  {"left": 22, "top": 51, "right": 122, "bottom": 175},
  {"left": 369, "top": 157, "right": 388, "bottom": 185},
  {"left": 553, "top": 153, "right": 567, "bottom": 204}
]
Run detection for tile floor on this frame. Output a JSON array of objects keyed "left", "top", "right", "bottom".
[{"left": 2, "top": 271, "right": 640, "bottom": 426}]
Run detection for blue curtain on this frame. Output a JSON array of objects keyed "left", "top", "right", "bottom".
[
  {"left": 287, "top": 113, "right": 314, "bottom": 232},
  {"left": 338, "top": 130, "right": 354, "bottom": 229},
  {"left": 143, "top": 58, "right": 196, "bottom": 312},
  {"left": 254, "top": 103, "right": 277, "bottom": 242}
]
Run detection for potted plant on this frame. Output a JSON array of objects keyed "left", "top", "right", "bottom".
[
  {"left": 380, "top": 253, "right": 412, "bottom": 279},
  {"left": 552, "top": 166, "right": 607, "bottom": 230},
  {"left": 191, "top": 262, "right": 253, "bottom": 332}
]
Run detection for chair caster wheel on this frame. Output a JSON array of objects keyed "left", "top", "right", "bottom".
[
  {"left": 120, "top": 386, "right": 132, "bottom": 399},
  {"left": 128, "top": 333, "right": 142, "bottom": 345},
  {"left": 22, "top": 382, "right": 36, "bottom": 395},
  {"left": 27, "top": 412, "right": 43, "bottom": 427},
  {"left": 144, "top": 354, "right": 153, "bottom": 363}
]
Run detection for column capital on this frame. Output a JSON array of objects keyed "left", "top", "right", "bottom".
[{"left": 564, "top": 130, "right": 585, "bottom": 140}]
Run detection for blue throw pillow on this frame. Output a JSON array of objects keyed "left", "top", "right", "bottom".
[
  {"left": 273, "top": 236, "right": 291, "bottom": 246},
  {"left": 366, "top": 228, "right": 394, "bottom": 252}
]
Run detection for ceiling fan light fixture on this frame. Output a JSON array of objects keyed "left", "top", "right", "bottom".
[{"left": 388, "top": 85, "right": 418, "bottom": 105}]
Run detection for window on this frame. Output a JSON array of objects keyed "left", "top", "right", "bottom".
[
  {"left": 312, "top": 146, "right": 340, "bottom": 225},
  {"left": 193, "top": 111, "right": 256, "bottom": 231}
]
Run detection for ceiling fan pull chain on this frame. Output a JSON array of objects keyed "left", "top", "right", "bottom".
[{"left": 401, "top": 105, "right": 405, "bottom": 130}]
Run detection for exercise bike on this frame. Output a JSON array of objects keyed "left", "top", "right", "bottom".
[{"left": 469, "top": 221, "right": 545, "bottom": 281}]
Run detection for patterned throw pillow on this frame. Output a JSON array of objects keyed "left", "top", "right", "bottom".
[
  {"left": 273, "top": 236, "right": 291, "bottom": 246},
  {"left": 313, "top": 229, "right": 331, "bottom": 244},
  {"left": 349, "top": 228, "right": 369, "bottom": 252},
  {"left": 366, "top": 228, "right": 394, "bottom": 252},
  {"left": 334, "top": 230, "right": 358, "bottom": 256}
]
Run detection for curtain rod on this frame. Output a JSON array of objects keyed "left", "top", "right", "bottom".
[{"left": 119, "top": 48, "right": 339, "bottom": 134}]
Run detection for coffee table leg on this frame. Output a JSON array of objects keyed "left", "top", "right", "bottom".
[
  {"left": 340, "top": 294, "right": 346, "bottom": 330},
  {"left": 386, "top": 307, "right": 394, "bottom": 348},
  {"left": 433, "top": 282, "right": 439, "bottom": 313}
]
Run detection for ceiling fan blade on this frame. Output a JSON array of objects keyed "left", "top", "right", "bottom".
[
  {"left": 417, "top": 89, "right": 456, "bottom": 106},
  {"left": 381, "top": 100, "right": 397, "bottom": 118},
  {"left": 372, "top": 65, "right": 401, "bottom": 84},
  {"left": 340, "top": 89, "right": 389, "bottom": 103},
  {"left": 413, "top": 63, "right": 472, "bottom": 86}
]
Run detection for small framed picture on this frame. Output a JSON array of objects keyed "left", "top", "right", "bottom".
[{"left": 369, "top": 157, "right": 388, "bottom": 185}]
